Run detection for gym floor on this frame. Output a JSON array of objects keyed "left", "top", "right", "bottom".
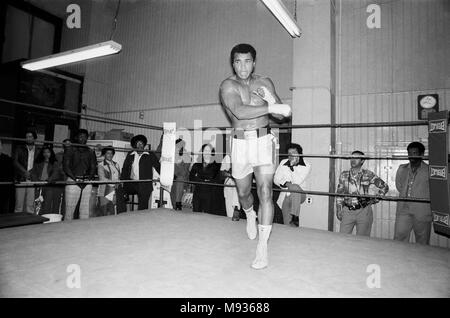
[{"left": 0, "top": 209, "right": 448, "bottom": 298}]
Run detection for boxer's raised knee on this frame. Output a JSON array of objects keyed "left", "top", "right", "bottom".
[
  {"left": 237, "top": 187, "right": 251, "bottom": 200},
  {"left": 237, "top": 188, "right": 253, "bottom": 210}
]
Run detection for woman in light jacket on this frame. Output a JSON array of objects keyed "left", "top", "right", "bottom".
[
  {"left": 274, "top": 143, "right": 311, "bottom": 227},
  {"left": 97, "top": 146, "right": 124, "bottom": 216}
]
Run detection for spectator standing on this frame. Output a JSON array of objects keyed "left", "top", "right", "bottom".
[
  {"left": 97, "top": 146, "right": 126, "bottom": 216},
  {"left": 13, "top": 129, "right": 40, "bottom": 213},
  {"left": 171, "top": 139, "right": 191, "bottom": 210},
  {"left": 189, "top": 144, "right": 222, "bottom": 214},
  {"left": 54, "top": 138, "right": 71, "bottom": 169},
  {"left": 220, "top": 153, "right": 241, "bottom": 221},
  {"left": 54, "top": 138, "right": 71, "bottom": 217},
  {"left": 336, "top": 150, "right": 389, "bottom": 236},
  {"left": 31, "top": 145, "right": 64, "bottom": 214},
  {"left": 121, "top": 135, "right": 160, "bottom": 210},
  {"left": 394, "top": 142, "right": 431, "bottom": 244},
  {"left": 63, "top": 129, "right": 97, "bottom": 220}
]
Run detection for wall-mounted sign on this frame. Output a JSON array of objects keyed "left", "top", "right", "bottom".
[
  {"left": 429, "top": 119, "right": 447, "bottom": 133},
  {"left": 433, "top": 212, "right": 449, "bottom": 227},
  {"left": 428, "top": 111, "right": 449, "bottom": 238},
  {"left": 429, "top": 166, "right": 447, "bottom": 180},
  {"left": 418, "top": 94, "right": 439, "bottom": 120}
]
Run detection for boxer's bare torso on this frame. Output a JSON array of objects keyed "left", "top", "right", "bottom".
[{"left": 220, "top": 74, "right": 281, "bottom": 130}]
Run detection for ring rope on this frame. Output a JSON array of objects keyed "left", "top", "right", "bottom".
[
  {"left": 187, "top": 152, "right": 428, "bottom": 161},
  {"left": 0, "top": 136, "right": 159, "bottom": 155},
  {"left": 0, "top": 98, "right": 163, "bottom": 131},
  {"left": 172, "top": 179, "right": 431, "bottom": 203},
  {"left": 0, "top": 178, "right": 430, "bottom": 204},
  {"left": 183, "top": 119, "right": 448, "bottom": 131},
  {"left": 4, "top": 98, "right": 448, "bottom": 132},
  {"left": 0, "top": 136, "right": 428, "bottom": 161}
]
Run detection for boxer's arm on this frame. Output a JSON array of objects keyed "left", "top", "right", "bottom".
[
  {"left": 220, "top": 80, "right": 269, "bottom": 120},
  {"left": 253, "top": 79, "right": 291, "bottom": 118}
]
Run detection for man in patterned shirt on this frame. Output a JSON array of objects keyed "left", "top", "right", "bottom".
[{"left": 336, "top": 150, "right": 389, "bottom": 236}]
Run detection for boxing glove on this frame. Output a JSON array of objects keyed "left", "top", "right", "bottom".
[
  {"left": 254, "top": 86, "right": 276, "bottom": 105},
  {"left": 268, "top": 103, "right": 292, "bottom": 117}
]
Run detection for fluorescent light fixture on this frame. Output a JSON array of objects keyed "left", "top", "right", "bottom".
[
  {"left": 260, "top": 0, "right": 302, "bottom": 37},
  {"left": 21, "top": 40, "right": 122, "bottom": 71}
]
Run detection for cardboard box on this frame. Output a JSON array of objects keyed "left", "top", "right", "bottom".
[
  {"left": 104, "top": 129, "right": 134, "bottom": 141},
  {"left": 90, "top": 131, "right": 106, "bottom": 140}
]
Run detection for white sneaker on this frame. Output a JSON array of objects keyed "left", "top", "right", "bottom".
[
  {"left": 251, "top": 242, "right": 268, "bottom": 270},
  {"left": 245, "top": 210, "right": 257, "bottom": 240},
  {"left": 251, "top": 224, "right": 272, "bottom": 269}
]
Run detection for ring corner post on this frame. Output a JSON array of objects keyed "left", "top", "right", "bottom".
[{"left": 428, "top": 110, "right": 450, "bottom": 238}]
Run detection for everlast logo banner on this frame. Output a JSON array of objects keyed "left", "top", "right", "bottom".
[
  {"left": 164, "top": 128, "right": 175, "bottom": 135},
  {"left": 161, "top": 155, "right": 173, "bottom": 164},
  {"left": 429, "top": 166, "right": 447, "bottom": 180},
  {"left": 433, "top": 212, "right": 449, "bottom": 227},
  {"left": 429, "top": 119, "right": 447, "bottom": 133}
]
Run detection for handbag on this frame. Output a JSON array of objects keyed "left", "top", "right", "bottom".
[{"left": 34, "top": 188, "right": 44, "bottom": 215}]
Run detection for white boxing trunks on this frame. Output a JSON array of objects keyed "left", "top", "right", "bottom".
[{"left": 231, "top": 127, "right": 277, "bottom": 179}]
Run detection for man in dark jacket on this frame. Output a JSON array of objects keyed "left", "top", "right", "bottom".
[
  {"left": 13, "top": 129, "right": 40, "bottom": 213},
  {"left": 63, "top": 129, "right": 97, "bottom": 220},
  {"left": 121, "top": 135, "right": 160, "bottom": 210},
  {"left": 0, "top": 139, "right": 14, "bottom": 213}
]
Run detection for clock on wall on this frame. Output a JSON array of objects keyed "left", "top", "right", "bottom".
[{"left": 418, "top": 94, "right": 439, "bottom": 120}]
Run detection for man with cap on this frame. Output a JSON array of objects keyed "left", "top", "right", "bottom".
[
  {"left": 121, "top": 135, "right": 161, "bottom": 210},
  {"left": 336, "top": 150, "right": 389, "bottom": 236}
]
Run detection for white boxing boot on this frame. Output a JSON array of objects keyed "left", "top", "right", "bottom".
[
  {"left": 251, "top": 224, "right": 272, "bottom": 270},
  {"left": 243, "top": 206, "right": 257, "bottom": 240}
]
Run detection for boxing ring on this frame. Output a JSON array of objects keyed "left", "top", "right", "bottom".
[
  {"left": 0, "top": 98, "right": 449, "bottom": 298},
  {"left": 0, "top": 209, "right": 448, "bottom": 298}
]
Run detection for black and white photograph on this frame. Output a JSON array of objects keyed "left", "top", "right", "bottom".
[{"left": 0, "top": 0, "right": 449, "bottom": 304}]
